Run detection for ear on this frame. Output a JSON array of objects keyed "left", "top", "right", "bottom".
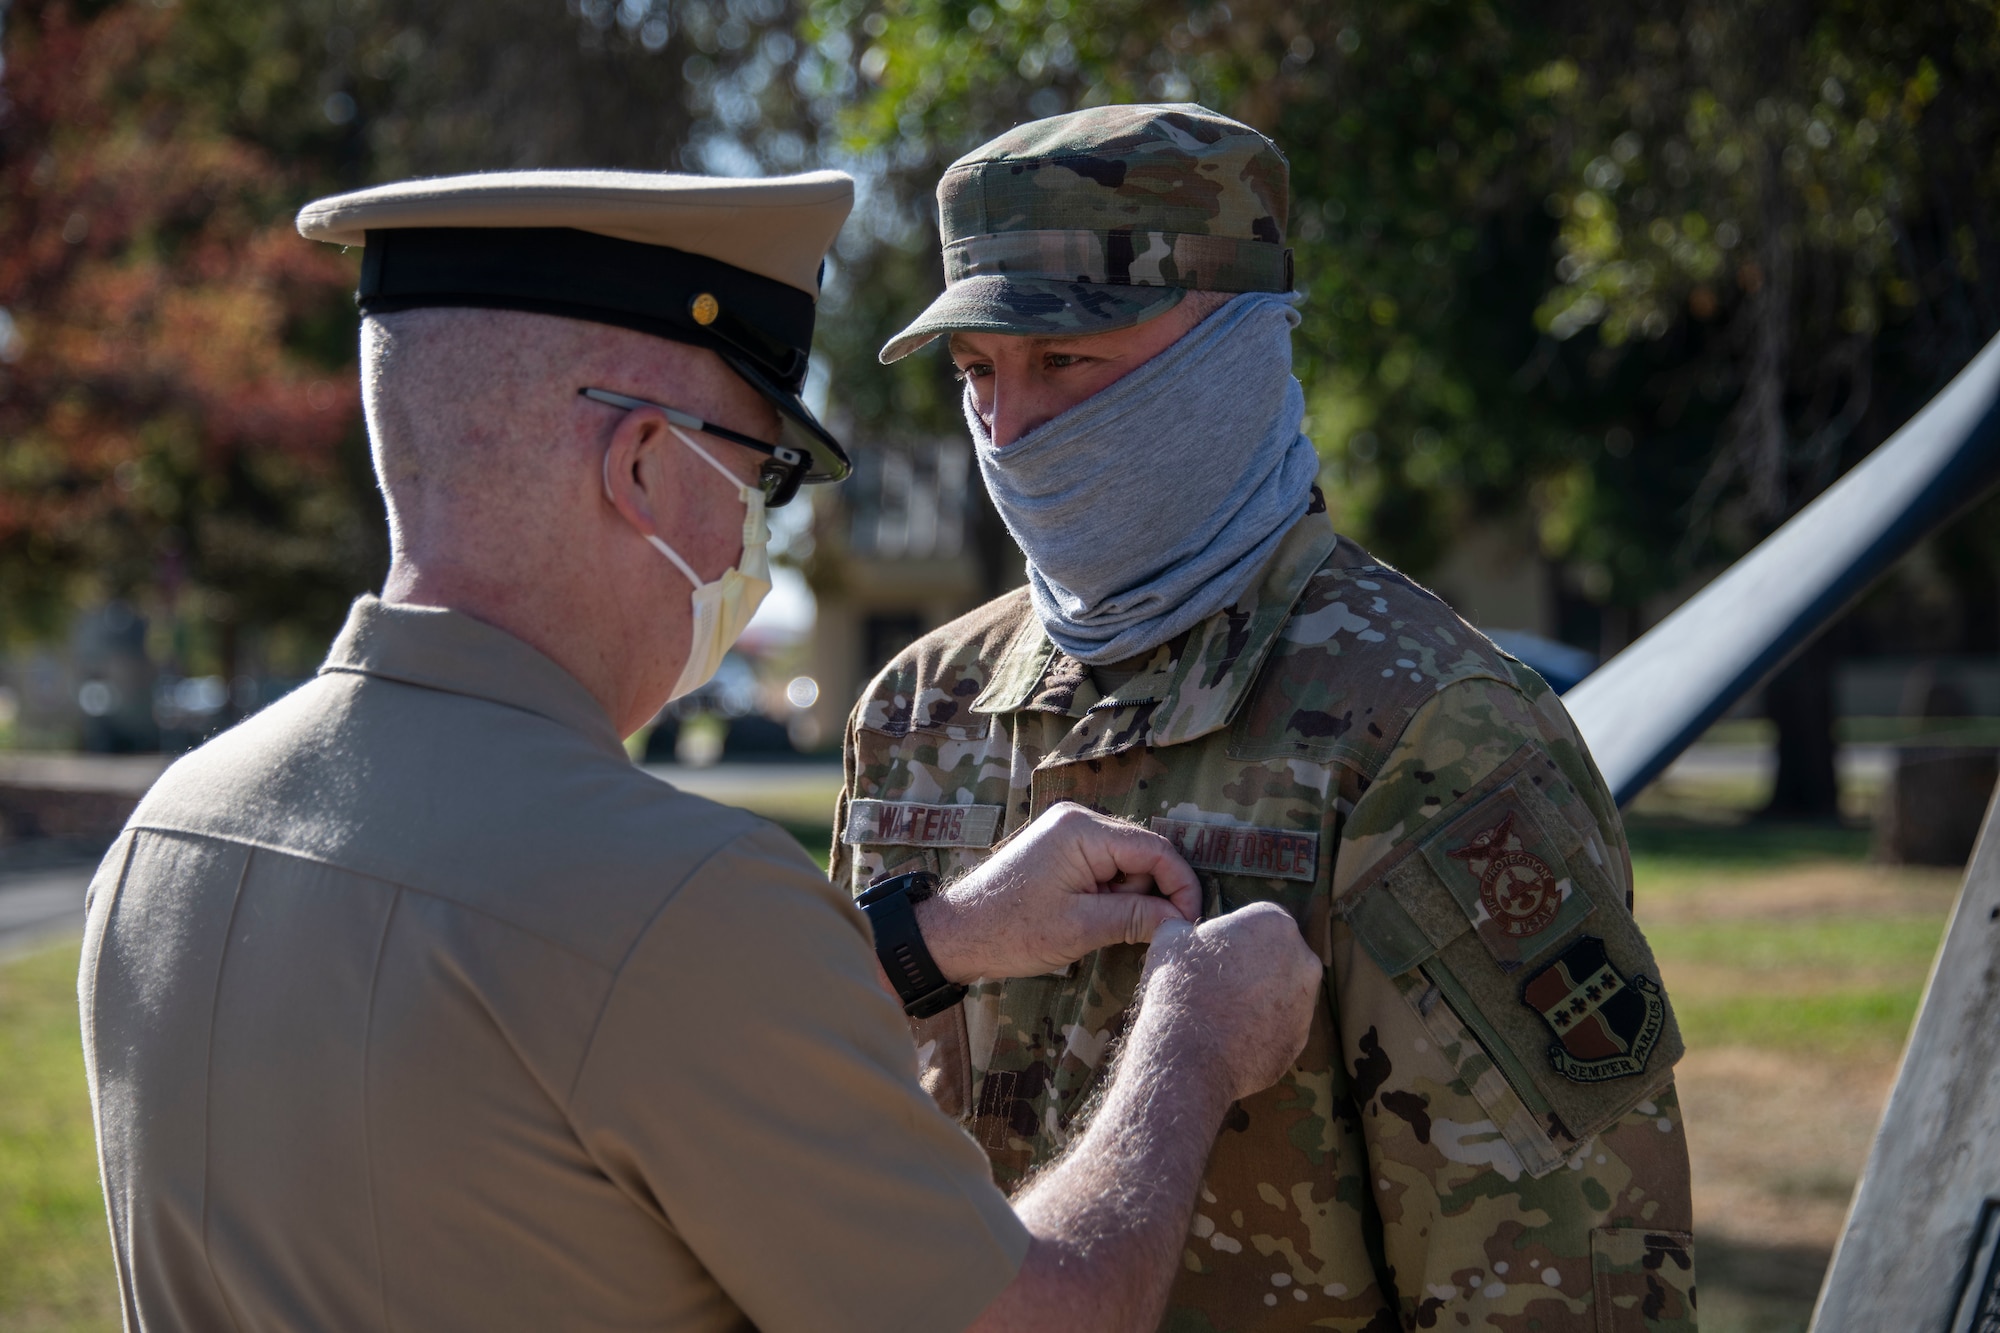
[{"left": 600, "top": 406, "right": 673, "bottom": 540}]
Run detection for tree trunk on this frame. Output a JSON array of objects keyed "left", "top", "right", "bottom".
[{"left": 1760, "top": 632, "right": 1843, "bottom": 821}]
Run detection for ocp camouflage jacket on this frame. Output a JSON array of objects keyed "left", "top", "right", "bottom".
[{"left": 833, "top": 508, "right": 1699, "bottom": 1332}]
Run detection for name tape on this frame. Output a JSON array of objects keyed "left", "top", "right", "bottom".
[
  {"left": 845, "top": 799, "right": 1005, "bottom": 849},
  {"left": 1148, "top": 817, "right": 1320, "bottom": 882}
]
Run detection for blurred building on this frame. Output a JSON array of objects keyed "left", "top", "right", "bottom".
[
  {"left": 799, "top": 468, "right": 1629, "bottom": 738},
  {"left": 798, "top": 439, "right": 1019, "bottom": 747},
  {"left": 801, "top": 454, "right": 1609, "bottom": 736}
]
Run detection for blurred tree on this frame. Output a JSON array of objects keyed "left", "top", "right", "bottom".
[
  {"left": 8, "top": 0, "right": 1996, "bottom": 797},
  {"left": 1528, "top": 0, "right": 2000, "bottom": 817},
  {"left": 791, "top": 0, "right": 2000, "bottom": 820},
  {"left": 0, "top": 0, "right": 379, "bottom": 692},
  {"left": 0, "top": 0, "right": 823, "bottom": 704},
  {"left": 163, "top": 0, "right": 774, "bottom": 185}
]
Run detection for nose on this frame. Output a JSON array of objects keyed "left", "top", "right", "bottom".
[{"left": 986, "top": 375, "right": 1058, "bottom": 450}]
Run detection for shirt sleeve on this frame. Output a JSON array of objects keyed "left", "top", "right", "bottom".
[
  {"left": 1330, "top": 675, "right": 1697, "bottom": 1330},
  {"left": 568, "top": 820, "right": 1028, "bottom": 1333},
  {"left": 828, "top": 706, "right": 863, "bottom": 898}
]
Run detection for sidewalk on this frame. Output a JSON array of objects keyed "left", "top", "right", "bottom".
[
  {"left": 641, "top": 760, "right": 843, "bottom": 826},
  {"left": 1660, "top": 742, "right": 1894, "bottom": 787},
  {"left": 0, "top": 864, "right": 94, "bottom": 962}
]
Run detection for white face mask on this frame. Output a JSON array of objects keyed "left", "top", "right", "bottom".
[{"left": 606, "top": 424, "right": 772, "bottom": 702}]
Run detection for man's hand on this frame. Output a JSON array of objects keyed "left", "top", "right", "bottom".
[
  {"left": 1137, "top": 903, "right": 1323, "bottom": 1102},
  {"left": 913, "top": 802, "right": 1201, "bottom": 984},
  {"left": 967, "top": 901, "right": 1323, "bottom": 1333}
]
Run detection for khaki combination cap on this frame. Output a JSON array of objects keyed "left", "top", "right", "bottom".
[
  {"left": 881, "top": 104, "right": 1291, "bottom": 363},
  {"left": 300, "top": 169, "right": 856, "bottom": 487}
]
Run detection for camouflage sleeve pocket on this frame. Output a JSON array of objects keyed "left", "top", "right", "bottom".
[
  {"left": 1337, "top": 745, "right": 1683, "bottom": 1175},
  {"left": 1591, "top": 1227, "right": 1697, "bottom": 1331}
]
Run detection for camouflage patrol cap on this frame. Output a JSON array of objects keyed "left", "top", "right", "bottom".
[{"left": 879, "top": 103, "right": 1291, "bottom": 363}]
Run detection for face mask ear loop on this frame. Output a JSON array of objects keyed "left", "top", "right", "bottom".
[
  {"left": 603, "top": 443, "right": 706, "bottom": 590},
  {"left": 669, "top": 424, "right": 750, "bottom": 492},
  {"left": 644, "top": 534, "right": 704, "bottom": 587},
  {"left": 671, "top": 423, "right": 767, "bottom": 549}
]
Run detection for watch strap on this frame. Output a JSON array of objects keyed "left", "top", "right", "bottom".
[{"left": 858, "top": 871, "right": 967, "bottom": 1019}]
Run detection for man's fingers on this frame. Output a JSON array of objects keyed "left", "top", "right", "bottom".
[
  {"left": 1049, "top": 807, "right": 1202, "bottom": 923},
  {"left": 1072, "top": 892, "right": 1188, "bottom": 950},
  {"left": 1102, "top": 871, "right": 1158, "bottom": 896},
  {"left": 1102, "top": 827, "right": 1202, "bottom": 922}
]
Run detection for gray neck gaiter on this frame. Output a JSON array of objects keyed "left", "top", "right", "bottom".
[{"left": 968, "top": 292, "right": 1321, "bottom": 665}]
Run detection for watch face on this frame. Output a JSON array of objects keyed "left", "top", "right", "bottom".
[{"left": 859, "top": 868, "right": 939, "bottom": 907}]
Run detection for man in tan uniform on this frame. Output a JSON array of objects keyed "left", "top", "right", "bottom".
[
  {"left": 78, "top": 169, "right": 1324, "bottom": 1332},
  {"left": 838, "top": 106, "right": 1697, "bottom": 1330}
]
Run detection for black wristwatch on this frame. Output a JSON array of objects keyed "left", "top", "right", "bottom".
[{"left": 857, "top": 870, "right": 968, "bottom": 1019}]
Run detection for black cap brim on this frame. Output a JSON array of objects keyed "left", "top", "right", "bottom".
[
  {"left": 712, "top": 344, "right": 849, "bottom": 485},
  {"left": 356, "top": 223, "right": 849, "bottom": 485}
]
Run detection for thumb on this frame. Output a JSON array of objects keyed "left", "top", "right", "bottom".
[{"left": 1070, "top": 892, "right": 1187, "bottom": 951}]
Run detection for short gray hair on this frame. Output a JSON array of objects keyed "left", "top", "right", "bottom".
[{"left": 361, "top": 307, "right": 596, "bottom": 513}]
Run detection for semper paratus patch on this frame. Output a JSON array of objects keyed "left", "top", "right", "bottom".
[{"left": 1521, "top": 934, "right": 1667, "bottom": 1083}]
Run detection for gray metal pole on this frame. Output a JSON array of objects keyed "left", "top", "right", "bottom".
[{"left": 1563, "top": 332, "right": 2000, "bottom": 807}]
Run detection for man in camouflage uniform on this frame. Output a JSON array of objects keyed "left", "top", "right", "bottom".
[{"left": 834, "top": 105, "right": 1697, "bottom": 1331}]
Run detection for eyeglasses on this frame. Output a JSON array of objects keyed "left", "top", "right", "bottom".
[{"left": 579, "top": 387, "right": 810, "bottom": 508}]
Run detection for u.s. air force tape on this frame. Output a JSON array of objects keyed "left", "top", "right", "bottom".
[
  {"left": 844, "top": 800, "right": 1005, "bottom": 848},
  {"left": 1148, "top": 817, "right": 1320, "bottom": 882}
]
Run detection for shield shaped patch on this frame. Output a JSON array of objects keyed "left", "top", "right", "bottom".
[
  {"left": 1447, "top": 811, "right": 1563, "bottom": 935},
  {"left": 1421, "top": 785, "right": 1594, "bottom": 970},
  {"left": 1521, "top": 935, "right": 1667, "bottom": 1083}
]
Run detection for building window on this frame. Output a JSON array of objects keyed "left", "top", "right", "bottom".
[{"left": 863, "top": 613, "right": 926, "bottom": 678}]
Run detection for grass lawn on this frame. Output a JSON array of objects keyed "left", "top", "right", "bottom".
[
  {"left": 0, "top": 782, "right": 1970, "bottom": 1331},
  {"left": 0, "top": 941, "right": 119, "bottom": 1332}
]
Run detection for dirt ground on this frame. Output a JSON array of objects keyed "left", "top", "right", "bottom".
[
  {"left": 1674, "top": 1046, "right": 1897, "bottom": 1331},
  {"left": 1633, "top": 854, "right": 1964, "bottom": 1332}
]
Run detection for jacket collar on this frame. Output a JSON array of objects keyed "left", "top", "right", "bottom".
[
  {"left": 319, "top": 595, "right": 626, "bottom": 757},
  {"left": 972, "top": 509, "right": 1338, "bottom": 753}
]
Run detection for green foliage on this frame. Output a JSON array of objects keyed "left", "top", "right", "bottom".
[
  {"left": 161, "top": 0, "right": 755, "bottom": 183},
  {"left": 10, "top": 0, "right": 1997, "bottom": 668},
  {"left": 797, "top": 0, "right": 2000, "bottom": 616}
]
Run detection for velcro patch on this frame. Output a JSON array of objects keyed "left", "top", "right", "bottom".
[
  {"left": 1148, "top": 817, "right": 1319, "bottom": 882},
  {"left": 1421, "top": 783, "right": 1594, "bottom": 970},
  {"left": 844, "top": 800, "right": 1003, "bottom": 848}
]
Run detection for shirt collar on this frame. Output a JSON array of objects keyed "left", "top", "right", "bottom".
[
  {"left": 972, "top": 509, "right": 1339, "bottom": 750},
  {"left": 320, "top": 595, "right": 626, "bottom": 756}
]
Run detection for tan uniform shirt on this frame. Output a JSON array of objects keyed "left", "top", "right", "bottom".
[{"left": 79, "top": 597, "right": 1027, "bottom": 1332}]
